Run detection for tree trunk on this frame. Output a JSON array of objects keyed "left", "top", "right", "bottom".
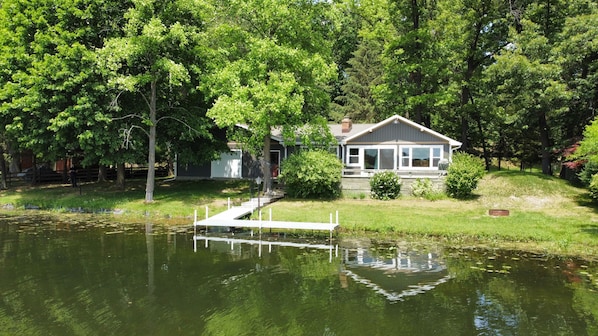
[
  {"left": 0, "top": 146, "right": 8, "bottom": 189},
  {"left": 469, "top": 93, "right": 491, "bottom": 171},
  {"left": 31, "top": 156, "right": 38, "bottom": 185},
  {"left": 538, "top": 110, "right": 552, "bottom": 175},
  {"left": 7, "top": 143, "right": 19, "bottom": 173},
  {"left": 97, "top": 165, "right": 107, "bottom": 182},
  {"left": 145, "top": 80, "right": 157, "bottom": 203},
  {"left": 116, "top": 162, "right": 126, "bottom": 190},
  {"left": 262, "top": 133, "right": 272, "bottom": 195}
]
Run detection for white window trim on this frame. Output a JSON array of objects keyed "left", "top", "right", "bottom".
[
  {"left": 346, "top": 145, "right": 397, "bottom": 170},
  {"left": 398, "top": 145, "right": 444, "bottom": 170},
  {"left": 347, "top": 147, "right": 361, "bottom": 167}
]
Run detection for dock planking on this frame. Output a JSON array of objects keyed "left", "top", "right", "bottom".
[
  {"left": 193, "top": 196, "right": 339, "bottom": 233},
  {"left": 194, "top": 218, "right": 339, "bottom": 232}
]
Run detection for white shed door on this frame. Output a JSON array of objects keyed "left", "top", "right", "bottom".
[{"left": 211, "top": 150, "right": 242, "bottom": 178}]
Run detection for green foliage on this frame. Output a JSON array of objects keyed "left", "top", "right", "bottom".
[
  {"left": 370, "top": 171, "right": 401, "bottom": 200},
  {"left": 411, "top": 178, "right": 433, "bottom": 197},
  {"left": 202, "top": 0, "right": 336, "bottom": 155},
  {"left": 579, "top": 161, "right": 598, "bottom": 186},
  {"left": 588, "top": 174, "right": 598, "bottom": 201},
  {"left": 410, "top": 178, "right": 444, "bottom": 200},
  {"left": 575, "top": 118, "right": 598, "bottom": 186},
  {"left": 279, "top": 150, "right": 343, "bottom": 199},
  {"left": 445, "top": 152, "right": 486, "bottom": 199}
]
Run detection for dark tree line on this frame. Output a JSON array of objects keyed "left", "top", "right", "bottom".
[{"left": 1, "top": 0, "right": 597, "bottom": 198}]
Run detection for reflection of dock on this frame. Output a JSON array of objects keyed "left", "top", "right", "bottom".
[
  {"left": 193, "top": 235, "right": 339, "bottom": 261},
  {"left": 193, "top": 197, "right": 340, "bottom": 236}
]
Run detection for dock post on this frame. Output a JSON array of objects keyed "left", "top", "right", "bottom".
[
  {"left": 194, "top": 209, "right": 197, "bottom": 237},
  {"left": 259, "top": 210, "right": 262, "bottom": 236},
  {"left": 205, "top": 205, "right": 209, "bottom": 233}
]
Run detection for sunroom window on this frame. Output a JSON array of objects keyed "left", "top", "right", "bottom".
[
  {"left": 400, "top": 146, "right": 443, "bottom": 169},
  {"left": 347, "top": 146, "right": 396, "bottom": 170},
  {"left": 348, "top": 148, "right": 359, "bottom": 165}
]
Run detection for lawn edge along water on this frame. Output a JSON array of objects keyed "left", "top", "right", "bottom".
[{"left": 1, "top": 171, "right": 597, "bottom": 260}]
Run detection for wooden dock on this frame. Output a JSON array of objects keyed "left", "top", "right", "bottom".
[{"left": 193, "top": 196, "right": 339, "bottom": 234}]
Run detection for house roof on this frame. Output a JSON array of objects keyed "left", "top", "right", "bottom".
[
  {"left": 331, "top": 114, "right": 462, "bottom": 147},
  {"left": 240, "top": 115, "right": 462, "bottom": 148}
]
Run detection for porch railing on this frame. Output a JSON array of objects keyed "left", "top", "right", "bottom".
[{"left": 342, "top": 167, "right": 447, "bottom": 179}]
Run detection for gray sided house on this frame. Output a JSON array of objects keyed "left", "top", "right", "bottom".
[
  {"left": 175, "top": 136, "right": 296, "bottom": 180},
  {"left": 175, "top": 115, "right": 462, "bottom": 190}
]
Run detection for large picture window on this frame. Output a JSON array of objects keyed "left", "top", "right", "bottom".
[
  {"left": 399, "top": 146, "right": 443, "bottom": 169},
  {"left": 347, "top": 146, "right": 396, "bottom": 170}
]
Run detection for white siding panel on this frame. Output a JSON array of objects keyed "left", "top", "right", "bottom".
[{"left": 211, "top": 150, "right": 242, "bottom": 178}]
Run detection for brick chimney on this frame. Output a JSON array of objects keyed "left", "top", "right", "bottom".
[{"left": 341, "top": 116, "right": 352, "bottom": 133}]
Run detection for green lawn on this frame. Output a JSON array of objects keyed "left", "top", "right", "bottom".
[{"left": 1, "top": 170, "right": 597, "bottom": 259}]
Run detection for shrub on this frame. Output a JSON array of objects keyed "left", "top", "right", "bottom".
[
  {"left": 579, "top": 160, "right": 598, "bottom": 186},
  {"left": 411, "top": 178, "right": 446, "bottom": 201},
  {"left": 370, "top": 171, "right": 401, "bottom": 200},
  {"left": 279, "top": 150, "right": 343, "bottom": 199},
  {"left": 589, "top": 173, "right": 598, "bottom": 200},
  {"left": 411, "top": 178, "right": 433, "bottom": 198},
  {"left": 445, "top": 152, "right": 486, "bottom": 198}
]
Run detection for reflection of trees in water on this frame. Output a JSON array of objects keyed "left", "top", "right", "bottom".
[{"left": 444, "top": 251, "right": 596, "bottom": 335}]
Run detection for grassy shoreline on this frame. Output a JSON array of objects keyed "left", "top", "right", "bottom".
[{"left": 1, "top": 170, "right": 597, "bottom": 260}]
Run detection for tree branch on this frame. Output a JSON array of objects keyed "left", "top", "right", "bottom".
[
  {"left": 156, "top": 115, "right": 204, "bottom": 135},
  {"left": 109, "top": 90, "right": 126, "bottom": 110},
  {"left": 119, "top": 124, "right": 149, "bottom": 149},
  {"left": 112, "top": 114, "right": 145, "bottom": 121}
]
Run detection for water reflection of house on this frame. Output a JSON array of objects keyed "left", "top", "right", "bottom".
[
  {"left": 341, "top": 248, "right": 451, "bottom": 303},
  {"left": 192, "top": 236, "right": 451, "bottom": 303}
]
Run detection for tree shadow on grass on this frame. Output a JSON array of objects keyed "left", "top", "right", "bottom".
[
  {"left": 488, "top": 169, "right": 556, "bottom": 180},
  {"left": 574, "top": 192, "right": 598, "bottom": 214},
  {"left": 580, "top": 224, "right": 598, "bottom": 236}
]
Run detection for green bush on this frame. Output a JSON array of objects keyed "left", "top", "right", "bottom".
[
  {"left": 370, "top": 171, "right": 402, "bottom": 200},
  {"left": 279, "top": 150, "right": 343, "bottom": 199},
  {"left": 445, "top": 152, "right": 486, "bottom": 198},
  {"left": 589, "top": 173, "right": 598, "bottom": 200},
  {"left": 410, "top": 178, "right": 445, "bottom": 201},
  {"left": 579, "top": 161, "right": 598, "bottom": 186},
  {"left": 411, "top": 178, "right": 433, "bottom": 198}
]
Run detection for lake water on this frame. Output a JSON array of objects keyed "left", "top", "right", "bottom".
[{"left": 0, "top": 213, "right": 597, "bottom": 335}]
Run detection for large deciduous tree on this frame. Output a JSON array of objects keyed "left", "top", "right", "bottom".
[
  {"left": 554, "top": 6, "right": 598, "bottom": 141},
  {"left": 381, "top": 0, "right": 450, "bottom": 126},
  {"left": 0, "top": 0, "right": 133, "bottom": 186},
  {"left": 202, "top": 0, "right": 336, "bottom": 193},
  {"left": 436, "top": 0, "right": 510, "bottom": 165},
  {"left": 98, "top": 0, "right": 218, "bottom": 202},
  {"left": 486, "top": 18, "right": 570, "bottom": 175}
]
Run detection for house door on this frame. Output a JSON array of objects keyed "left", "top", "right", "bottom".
[
  {"left": 270, "top": 150, "right": 280, "bottom": 178},
  {"left": 211, "top": 150, "right": 242, "bottom": 178}
]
